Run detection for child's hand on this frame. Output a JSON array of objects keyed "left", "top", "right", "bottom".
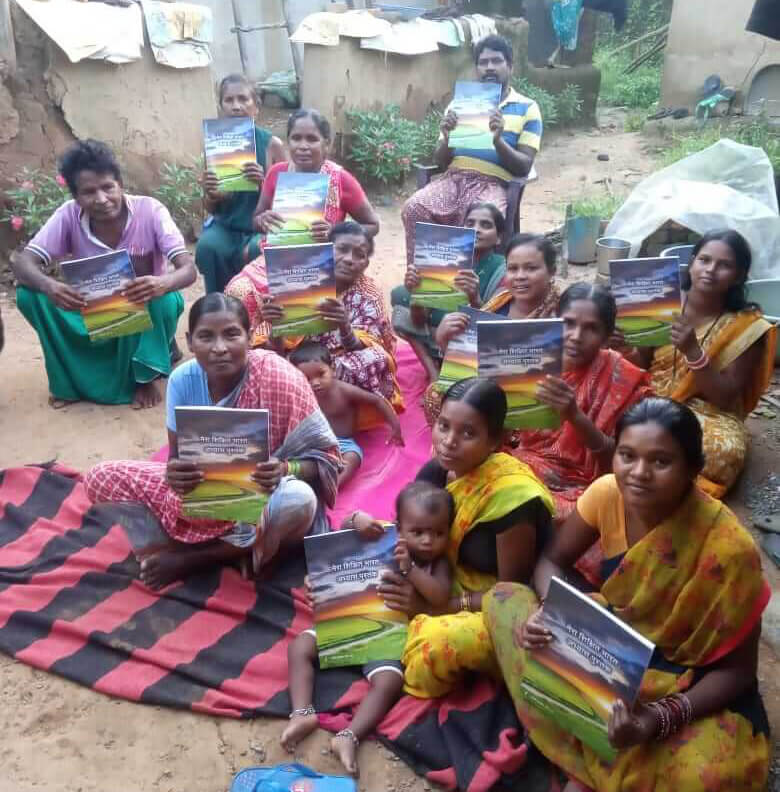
[
  {"left": 394, "top": 538, "right": 412, "bottom": 575},
  {"left": 388, "top": 424, "right": 405, "bottom": 447}
]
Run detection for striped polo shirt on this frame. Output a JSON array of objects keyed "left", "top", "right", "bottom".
[{"left": 448, "top": 87, "right": 543, "bottom": 182}]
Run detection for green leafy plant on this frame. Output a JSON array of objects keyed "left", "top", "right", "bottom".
[
  {"left": 512, "top": 78, "right": 583, "bottom": 127},
  {"left": 1, "top": 167, "right": 71, "bottom": 243},
  {"left": 624, "top": 111, "right": 646, "bottom": 132},
  {"left": 153, "top": 160, "right": 203, "bottom": 241},
  {"left": 346, "top": 105, "right": 442, "bottom": 186},
  {"left": 567, "top": 192, "right": 625, "bottom": 220},
  {"left": 594, "top": 49, "right": 662, "bottom": 110}
]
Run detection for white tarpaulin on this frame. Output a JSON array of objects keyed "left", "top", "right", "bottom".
[
  {"left": 606, "top": 139, "right": 780, "bottom": 279},
  {"left": 140, "top": 0, "right": 212, "bottom": 69},
  {"left": 14, "top": 0, "right": 143, "bottom": 63}
]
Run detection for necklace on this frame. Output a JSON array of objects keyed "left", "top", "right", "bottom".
[{"left": 672, "top": 299, "right": 724, "bottom": 381}]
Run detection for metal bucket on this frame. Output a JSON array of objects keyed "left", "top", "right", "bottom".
[
  {"left": 596, "top": 236, "right": 632, "bottom": 281},
  {"left": 565, "top": 216, "right": 602, "bottom": 264}
]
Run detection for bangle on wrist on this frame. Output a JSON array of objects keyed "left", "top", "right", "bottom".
[
  {"left": 686, "top": 349, "right": 710, "bottom": 370},
  {"left": 286, "top": 459, "right": 301, "bottom": 478}
]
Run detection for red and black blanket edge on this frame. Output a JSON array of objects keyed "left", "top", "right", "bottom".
[{"left": 0, "top": 464, "right": 551, "bottom": 792}]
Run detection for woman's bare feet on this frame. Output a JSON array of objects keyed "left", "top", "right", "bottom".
[
  {"left": 280, "top": 712, "right": 318, "bottom": 752},
  {"left": 139, "top": 548, "right": 189, "bottom": 589},
  {"left": 132, "top": 380, "right": 162, "bottom": 409},
  {"left": 48, "top": 395, "right": 79, "bottom": 410},
  {"left": 330, "top": 731, "right": 359, "bottom": 777}
]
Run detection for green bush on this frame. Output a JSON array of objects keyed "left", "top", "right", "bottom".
[
  {"left": 1, "top": 167, "right": 71, "bottom": 243},
  {"left": 346, "top": 105, "right": 441, "bottom": 186},
  {"left": 594, "top": 49, "right": 661, "bottom": 110},
  {"left": 154, "top": 160, "right": 203, "bottom": 241},
  {"left": 512, "top": 78, "right": 583, "bottom": 127},
  {"left": 567, "top": 192, "right": 625, "bottom": 220}
]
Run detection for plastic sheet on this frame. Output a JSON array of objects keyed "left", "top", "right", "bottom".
[{"left": 606, "top": 139, "right": 780, "bottom": 279}]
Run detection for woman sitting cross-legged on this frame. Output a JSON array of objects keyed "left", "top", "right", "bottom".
[
  {"left": 84, "top": 294, "right": 341, "bottom": 589},
  {"left": 391, "top": 201, "right": 508, "bottom": 383},
  {"left": 620, "top": 229, "right": 776, "bottom": 499},
  {"left": 486, "top": 397, "right": 771, "bottom": 792},
  {"left": 421, "top": 231, "right": 560, "bottom": 427},
  {"left": 225, "top": 108, "right": 379, "bottom": 331},
  {"left": 350, "top": 378, "right": 554, "bottom": 699},
  {"left": 195, "top": 73, "right": 285, "bottom": 294}
]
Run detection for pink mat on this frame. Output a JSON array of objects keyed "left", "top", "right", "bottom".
[{"left": 152, "top": 341, "right": 434, "bottom": 527}]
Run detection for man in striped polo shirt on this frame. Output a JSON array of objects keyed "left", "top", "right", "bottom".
[{"left": 400, "top": 34, "right": 542, "bottom": 267}]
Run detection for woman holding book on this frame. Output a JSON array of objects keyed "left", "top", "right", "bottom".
[
  {"left": 486, "top": 397, "right": 771, "bottom": 792},
  {"left": 195, "top": 74, "right": 286, "bottom": 294},
  {"left": 256, "top": 222, "right": 402, "bottom": 410},
  {"left": 420, "top": 232, "right": 560, "bottom": 426},
  {"left": 617, "top": 230, "right": 776, "bottom": 499},
  {"left": 391, "top": 201, "right": 509, "bottom": 383},
  {"left": 12, "top": 139, "right": 196, "bottom": 409},
  {"left": 225, "top": 109, "right": 379, "bottom": 323},
  {"left": 84, "top": 293, "right": 341, "bottom": 589},
  {"left": 349, "top": 378, "right": 554, "bottom": 698}
]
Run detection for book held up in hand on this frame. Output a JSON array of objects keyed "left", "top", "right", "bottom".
[
  {"left": 436, "top": 305, "right": 508, "bottom": 394},
  {"left": 411, "top": 222, "right": 476, "bottom": 311},
  {"left": 477, "top": 318, "right": 564, "bottom": 430},
  {"left": 610, "top": 256, "right": 681, "bottom": 346},
  {"left": 175, "top": 407, "right": 270, "bottom": 523},
  {"left": 265, "top": 243, "right": 337, "bottom": 337},
  {"left": 60, "top": 249, "right": 152, "bottom": 341},
  {"left": 521, "top": 576, "right": 655, "bottom": 761},
  {"left": 203, "top": 117, "right": 257, "bottom": 193},
  {"left": 266, "top": 172, "right": 329, "bottom": 247},
  {"left": 304, "top": 526, "right": 407, "bottom": 669},
  {"left": 448, "top": 81, "right": 502, "bottom": 150}
]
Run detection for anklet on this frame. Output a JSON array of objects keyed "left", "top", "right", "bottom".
[
  {"left": 335, "top": 728, "right": 359, "bottom": 745},
  {"left": 289, "top": 705, "right": 316, "bottom": 718}
]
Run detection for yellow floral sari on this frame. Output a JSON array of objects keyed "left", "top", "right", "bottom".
[
  {"left": 486, "top": 475, "right": 771, "bottom": 792},
  {"left": 402, "top": 453, "right": 553, "bottom": 698},
  {"left": 651, "top": 309, "right": 776, "bottom": 498}
]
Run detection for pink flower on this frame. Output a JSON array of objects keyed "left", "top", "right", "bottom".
[
  {"left": 11, "top": 215, "right": 24, "bottom": 231},
  {"left": 400, "top": 157, "right": 411, "bottom": 167},
  {"left": 20, "top": 181, "right": 34, "bottom": 191},
  {"left": 56, "top": 173, "right": 66, "bottom": 187}
]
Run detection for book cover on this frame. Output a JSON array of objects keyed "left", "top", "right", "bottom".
[
  {"left": 203, "top": 117, "right": 257, "bottom": 193},
  {"left": 610, "top": 256, "right": 681, "bottom": 346},
  {"left": 436, "top": 305, "right": 508, "bottom": 394},
  {"left": 304, "top": 526, "right": 408, "bottom": 669},
  {"left": 175, "top": 407, "right": 270, "bottom": 523},
  {"left": 266, "top": 171, "right": 329, "bottom": 247},
  {"left": 521, "top": 577, "right": 655, "bottom": 762},
  {"left": 60, "top": 249, "right": 152, "bottom": 341},
  {"left": 477, "top": 318, "right": 564, "bottom": 430},
  {"left": 411, "top": 222, "right": 476, "bottom": 311},
  {"left": 265, "top": 243, "right": 337, "bottom": 337},
  {"left": 448, "top": 81, "right": 502, "bottom": 150}
]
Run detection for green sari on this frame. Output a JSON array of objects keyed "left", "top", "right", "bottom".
[
  {"left": 195, "top": 125, "right": 272, "bottom": 293},
  {"left": 17, "top": 287, "right": 183, "bottom": 404}
]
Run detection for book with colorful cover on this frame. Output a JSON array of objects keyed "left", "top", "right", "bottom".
[
  {"left": 436, "top": 305, "right": 508, "bottom": 394},
  {"left": 60, "top": 249, "right": 152, "bottom": 341},
  {"left": 610, "top": 256, "right": 681, "bottom": 346},
  {"left": 175, "top": 407, "right": 269, "bottom": 523},
  {"left": 266, "top": 172, "right": 329, "bottom": 247},
  {"left": 265, "top": 243, "right": 337, "bottom": 337},
  {"left": 411, "top": 222, "right": 476, "bottom": 311},
  {"left": 203, "top": 117, "right": 257, "bottom": 192},
  {"left": 477, "top": 318, "right": 564, "bottom": 430},
  {"left": 304, "top": 526, "right": 407, "bottom": 669},
  {"left": 521, "top": 576, "right": 655, "bottom": 761},
  {"left": 448, "top": 81, "right": 502, "bottom": 150}
]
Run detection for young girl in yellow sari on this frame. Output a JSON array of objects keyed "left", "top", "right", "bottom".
[
  {"left": 623, "top": 229, "right": 776, "bottom": 498},
  {"left": 351, "top": 378, "right": 554, "bottom": 698},
  {"left": 486, "top": 397, "right": 771, "bottom": 791}
]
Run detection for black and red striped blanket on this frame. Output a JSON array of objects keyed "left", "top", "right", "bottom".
[{"left": 0, "top": 464, "right": 553, "bottom": 791}]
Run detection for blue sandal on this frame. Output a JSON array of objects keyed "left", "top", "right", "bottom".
[{"left": 230, "top": 762, "right": 357, "bottom": 792}]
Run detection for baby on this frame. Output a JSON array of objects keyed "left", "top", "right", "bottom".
[
  {"left": 290, "top": 341, "right": 404, "bottom": 489},
  {"left": 282, "top": 480, "right": 453, "bottom": 777}
]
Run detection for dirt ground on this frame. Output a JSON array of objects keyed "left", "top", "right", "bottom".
[{"left": 0, "top": 113, "right": 777, "bottom": 792}]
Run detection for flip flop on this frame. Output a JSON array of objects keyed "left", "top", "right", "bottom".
[
  {"left": 647, "top": 107, "right": 673, "bottom": 120},
  {"left": 48, "top": 396, "right": 79, "bottom": 410},
  {"left": 671, "top": 108, "right": 690, "bottom": 119},
  {"left": 754, "top": 513, "right": 780, "bottom": 534}
]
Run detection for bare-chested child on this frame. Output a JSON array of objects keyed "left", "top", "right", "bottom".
[
  {"left": 290, "top": 341, "right": 404, "bottom": 489},
  {"left": 282, "top": 480, "right": 453, "bottom": 777}
]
